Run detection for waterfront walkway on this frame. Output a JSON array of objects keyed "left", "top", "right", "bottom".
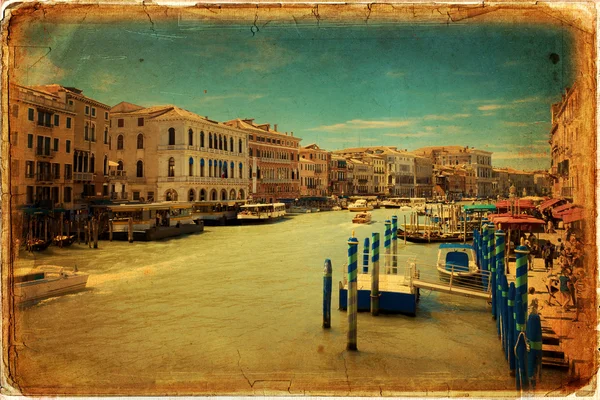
[{"left": 509, "top": 230, "right": 596, "bottom": 390}]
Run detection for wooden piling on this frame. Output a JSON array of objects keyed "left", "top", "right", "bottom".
[
  {"left": 370, "top": 232, "right": 380, "bottom": 316},
  {"left": 77, "top": 212, "right": 81, "bottom": 244},
  {"left": 128, "top": 217, "right": 134, "bottom": 243},
  {"left": 109, "top": 220, "right": 113, "bottom": 241},
  {"left": 93, "top": 218, "right": 99, "bottom": 249},
  {"left": 347, "top": 235, "right": 359, "bottom": 351},
  {"left": 322, "top": 259, "right": 332, "bottom": 329},
  {"left": 403, "top": 215, "right": 407, "bottom": 244}
]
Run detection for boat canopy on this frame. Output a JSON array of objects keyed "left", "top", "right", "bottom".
[
  {"left": 491, "top": 215, "right": 545, "bottom": 231},
  {"left": 495, "top": 199, "right": 535, "bottom": 210},
  {"left": 538, "top": 198, "right": 565, "bottom": 211},
  {"left": 439, "top": 243, "right": 474, "bottom": 250},
  {"left": 463, "top": 204, "right": 497, "bottom": 213},
  {"left": 561, "top": 207, "right": 584, "bottom": 223}
]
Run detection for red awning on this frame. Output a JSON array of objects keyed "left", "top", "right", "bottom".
[
  {"left": 561, "top": 207, "right": 585, "bottom": 223},
  {"left": 552, "top": 202, "right": 576, "bottom": 218},
  {"left": 492, "top": 215, "right": 546, "bottom": 231},
  {"left": 538, "top": 198, "right": 565, "bottom": 211},
  {"left": 495, "top": 199, "right": 536, "bottom": 210}
]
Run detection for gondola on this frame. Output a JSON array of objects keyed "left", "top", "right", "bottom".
[
  {"left": 397, "top": 228, "right": 472, "bottom": 244},
  {"left": 27, "top": 239, "right": 52, "bottom": 251},
  {"left": 52, "top": 235, "right": 76, "bottom": 247}
]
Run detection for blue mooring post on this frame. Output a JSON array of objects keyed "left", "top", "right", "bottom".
[
  {"left": 501, "top": 273, "right": 509, "bottom": 360},
  {"left": 487, "top": 224, "right": 497, "bottom": 321},
  {"left": 322, "top": 259, "right": 332, "bottom": 329},
  {"left": 391, "top": 216, "right": 398, "bottom": 273},
  {"left": 495, "top": 229, "right": 505, "bottom": 337},
  {"left": 527, "top": 308, "right": 543, "bottom": 389},
  {"left": 384, "top": 220, "right": 391, "bottom": 274},
  {"left": 473, "top": 229, "right": 480, "bottom": 267},
  {"left": 515, "top": 245, "right": 530, "bottom": 323},
  {"left": 347, "top": 234, "right": 359, "bottom": 351},
  {"left": 515, "top": 293, "right": 528, "bottom": 391},
  {"left": 508, "top": 282, "right": 516, "bottom": 374},
  {"left": 370, "top": 232, "right": 380, "bottom": 316},
  {"left": 362, "top": 237, "right": 370, "bottom": 274}
]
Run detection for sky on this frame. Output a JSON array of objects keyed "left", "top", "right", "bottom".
[{"left": 16, "top": 17, "right": 574, "bottom": 171}]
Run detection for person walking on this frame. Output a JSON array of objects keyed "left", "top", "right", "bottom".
[
  {"left": 526, "top": 240, "right": 534, "bottom": 271},
  {"left": 543, "top": 241, "right": 554, "bottom": 271},
  {"left": 558, "top": 267, "right": 571, "bottom": 310}
]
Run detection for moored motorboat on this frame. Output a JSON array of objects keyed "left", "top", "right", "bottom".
[
  {"left": 352, "top": 212, "right": 372, "bottom": 224},
  {"left": 436, "top": 244, "right": 481, "bottom": 286},
  {"left": 14, "top": 265, "right": 89, "bottom": 305},
  {"left": 27, "top": 238, "right": 52, "bottom": 251},
  {"left": 237, "top": 203, "right": 286, "bottom": 223},
  {"left": 52, "top": 235, "right": 76, "bottom": 247}
]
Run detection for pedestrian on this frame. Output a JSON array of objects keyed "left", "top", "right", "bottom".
[
  {"left": 525, "top": 240, "right": 534, "bottom": 271},
  {"left": 542, "top": 241, "right": 554, "bottom": 271},
  {"left": 558, "top": 267, "right": 571, "bottom": 310}
]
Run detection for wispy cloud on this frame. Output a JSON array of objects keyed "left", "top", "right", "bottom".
[
  {"left": 503, "top": 120, "right": 549, "bottom": 127},
  {"left": 477, "top": 96, "right": 546, "bottom": 112},
  {"left": 423, "top": 113, "right": 471, "bottom": 121},
  {"left": 309, "top": 119, "right": 413, "bottom": 132},
  {"left": 384, "top": 131, "right": 434, "bottom": 138},
  {"left": 478, "top": 104, "right": 506, "bottom": 111},
  {"left": 225, "top": 40, "right": 298, "bottom": 74},
  {"left": 386, "top": 70, "right": 405, "bottom": 78},
  {"left": 198, "top": 93, "right": 265, "bottom": 102}
]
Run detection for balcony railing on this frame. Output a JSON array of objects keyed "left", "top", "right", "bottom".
[
  {"left": 18, "top": 91, "right": 75, "bottom": 112},
  {"left": 157, "top": 176, "right": 248, "bottom": 184},
  {"left": 128, "top": 177, "right": 147, "bottom": 184},
  {"left": 35, "top": 147, "right": 55, "bottom": 159},
  {"left": 108, "top": 170, "right": 127, "bottom": 180},
  {"left": 73, "top": 172, "right": 94, "bottom": 182}
]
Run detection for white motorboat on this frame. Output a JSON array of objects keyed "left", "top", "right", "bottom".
[
  {"left": 436, "top": 244, "right": 480, "bottom": 286},
  {"left": 347, "top": 199, "right": 374, "bottom": 212},
  {"left": 14, "top": 265, "right": 89, "bottom": 305},
  {"left": 237, "top": 203, "right": 286, "bottom": 223}
]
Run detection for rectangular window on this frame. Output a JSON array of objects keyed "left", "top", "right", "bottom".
[
  {"left": 52, "top": 163, "right": 60, "bottom": 179},
  {"left": 85, "top": 105, "right": 90, "bottom": 115},
  {"left": 138, "top": 118, "right": 144, "bottom": 127},
  {"left": 133, "top": 191, "right": 140, "bottom": 201},
  {"left": 28, "top": 108, "right": 34, "bottom": 121},
  {"left": 65, "top": 164, "right": 72, "bottom": 180},
  {"left": 91, "top": 107, "right": 96, "bottom": 117},
  {"left": 118, "top": 119, "right": 124, "bottom": 127},
  {"left": 53, "top": 138, "right": 59, "bottom": 151},
  {"left": 26, "top": 161, "right": 34, "bottom": 178},
  {"left": 26, "top": 186, "right": 34, "bottom": 204},
  {"left": 104, "top": 111, "right": 109, "bottom": 120},
  {"left": 66, "top": 140, "right": 71, "bottom": 153},
  {"left": 64, "top": 187, "right": 72, "bottom": 202},
  {"left": 54, "top": 114, "right": 59, "bottom": 127},
  {"left": 66, "top": 117, "right": 72, "bottom": 129},
  {"left": 147, "top": 192, "right": 155, "bottom": 202}
]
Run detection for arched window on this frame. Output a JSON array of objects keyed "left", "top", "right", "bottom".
[
  {"left": 200, "top": 159, "right": 205, "bottom": 177},
  {"left": 103, "top": 156, "right": 108, "bottom": 175},
  {"left": 256, "top": 149, "right": 260, "bottom": 158},
  {"left": 230, "top": 162, "right": 234, "bottom": 179},
  {"left": 137, "top": 134, "right": 144, "bottom": 149},
  {"left": 168, "top": 128, "right": 175, "bottom": 145},
  {"left": 239, "top": 162, "right": 243, "bottom": 179},
  {"left": 200, "top": 189, "right": 206, "bottom": 201},
  {"left": 229, "top": 189, "right": 236, "bottom": 199},
  {"left": 109, "top": 136, "right": 112, "bottom": 150},
  {"left": 117, "top": 160, "right": 124, "bottom": 171},
  {"left": 188, "top": 129, "right": 194, "bottom": 146},
  {"left": 165, "top": 189, "right": 178, "bottom": 202},
  {"left": 218, "top": 135, "right": 223, "bottom": 150},
  {"left": 218, "top": 160, "right": 223, "bottom": 178},
  {"left": 220, "top": 189, "right": 227, "bottom": 200},
  {"left": 224, "top": 135, "right": 228, "bottom": 151},
  {"left": 189, "top": 157, "right": 194, "bottom": 177},
  {"left": 210, "top": 189, "right": 217, "bottom": 201},
  {"left": 137, "top": 160, "right": 144, "bottom": 177},
  {"left": 90, "top": 154, "right": 95, "bottom": 173},
  {"left": 249, "top": 148, "right": 253, "bottom": 157},
  {"left": 230, "top": 137, "right": 234, "bottom": 152},
  {"left": 200, "top": 131, "right": 205, "bottom": 147},
  {"left": 208, "top": 160, "right": 212, "bottom": 177},
  {"left": 257, "top": 167, "right": 261, "bottom": 179},
  {"left": 168, "top": 157, "right": 175, "bottom": 177},
  {"left": 188, "top": 189, "right": 195, "bottom": 202},
  {"left": 239, "top": 189, "right": 245, "bottom": 200},
  {"left": 117, "top": 135, "right": 124, "bottom": 150},
  {"left": 213, "top": 159, "right": 217, "bottom": 177},
  {"left": 239, "top": 139, "right": 242, "bottom": 153}
]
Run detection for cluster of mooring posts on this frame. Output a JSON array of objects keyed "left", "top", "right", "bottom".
[
  {"left": 472, "top": 222, "right": 543, "bottom": 391},
  {"left": 325, "top": 217, "right": 419, "bottom": 352}
]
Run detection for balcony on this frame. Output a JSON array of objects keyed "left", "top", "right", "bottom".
[
  {"left": 35, "top": 173, "right": 54, "bottom": 183},
  {"left": 108, "top": 170, "right": 127, "bottom": 180},
  {"left": 18, "top": 91, "right": 75, "bottom": 112},
  {"left": 128, "top": 177, "right": 147, "bottom": 184},
  {"left": 73, "top": 172, "right": 94, "bottom": 182},
  {"left": 35, "top": 147, "right": 55, "bottom": 159},
  {"left": 157, "top": 176, "right": 248, "bottom": 185}
]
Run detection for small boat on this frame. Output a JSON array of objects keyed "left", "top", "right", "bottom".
[
  {"left": 27, "top": 238, "right": 52, "bottom": 251},
  {"left": 237, "top": 203, "right": 286, "bottom": 223},
  {"left": 14, "top": 265, "right": 89, "bottom": 305},
  {"left": 352, "top": 212, "right": 372, "bottom": 224},
  {"left": 332, "top": 206, "right": 342, "bottom": 211},
  {"left": 436, "top": 244, "right": 480, "bottom": 285},
  {"left": 287, "top": 206, "right": 311, "bottom": 214},
  {"left": 52, "top": 235, "right": 76, "bottom": 247},
  {"left": 396, "top": 228, "right": 472, "bottom": 244},
  {"left": 382, "top": 197, "right": 411, "bottom": 209},
  {"left": 348, "top": 199, "right": 374, "bottom": 212}
]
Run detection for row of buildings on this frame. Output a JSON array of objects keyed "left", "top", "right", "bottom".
[{"left": 10, "top": 82, "right": 553, "bottom": 212}]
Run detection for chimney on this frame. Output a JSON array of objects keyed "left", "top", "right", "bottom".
[
  {"left": 274, "top": 124, "right": 278, "bottom": 132},
  {"left": 291, "top": 131, "right": 294, "bottom": 137}
]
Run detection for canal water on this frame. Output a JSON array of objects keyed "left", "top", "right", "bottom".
[{"left": 12, "top": 208, "right": 567, "bottom": 395}]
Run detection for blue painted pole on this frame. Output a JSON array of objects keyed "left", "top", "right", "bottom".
[
  {"left": 495, "top": 229, "right": 505, "bottom": 336},
  {"left": 487, "top": 224, "right": 497, "bottom": 321},
  {"left": 508, "top": 282, "right": 516, "bottom": 373},
  {"left": 473, "top": 229, "right": 480, "bottom": 267},
  {"left": 370, "top": 232, "right": 380, "bottom": 316},
  {"left": 514, "top": 293, "right": 528, "bottom": 391},
  {"left": 347, "top": 234, "right": 359, "bottom": 351},
  {"left": 515, "top": 245, "right": 530, "bottom": 323},
  {"left": 384, "top": 220, "right": 391, "bottom": 274},
  {"left": 391, "top": 216, "right": 398, "bottom": 273},
  {"left": 527, "top": 310, "right": 543, "bottom": 389},
  {"left": 323, "top": 259, "right": 332, "bottom": 329},
  {"left": 362, "top": 237, "right": 370, "bottom": 274},
  {"left": 501, "top": 273, "right": 509, "bottom": 360}
]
